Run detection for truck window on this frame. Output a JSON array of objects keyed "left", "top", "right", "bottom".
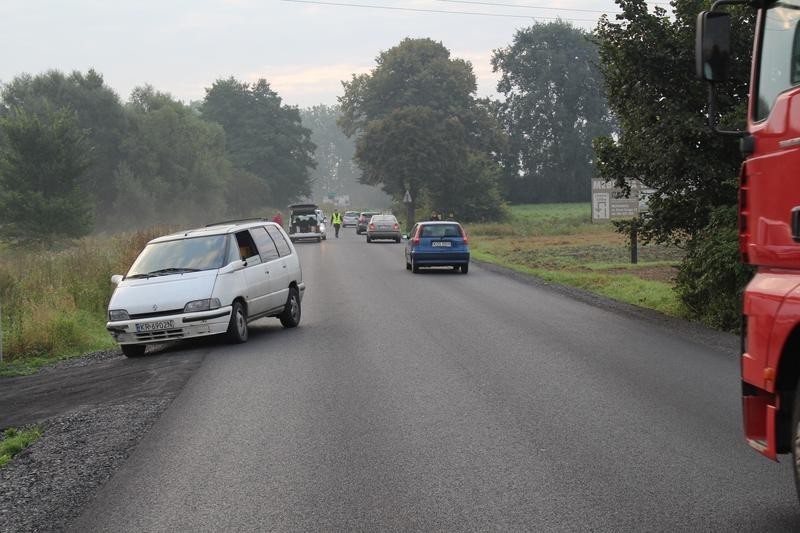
[{"left": 756, "top": 0, "right": 800, "bottom": 121}]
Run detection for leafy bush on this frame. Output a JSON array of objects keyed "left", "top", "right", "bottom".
[
  {"left": 675, "top": 205, "right": 754, "bottom": 331},
  {"left": 0, "top": 426, "right": 43, "bottom": 468}
]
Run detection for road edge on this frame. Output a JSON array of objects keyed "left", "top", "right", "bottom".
[{"left": 473, "top": 259, "right": 739, "bottom": 357}]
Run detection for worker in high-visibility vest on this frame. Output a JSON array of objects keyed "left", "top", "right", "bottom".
[{"left": 331, "top": 210, "right": 343, "bottom": 238}]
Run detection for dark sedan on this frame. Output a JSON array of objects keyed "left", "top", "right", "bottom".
[{"left": 356, "top": 211, "right": 380, "bottom": 234}]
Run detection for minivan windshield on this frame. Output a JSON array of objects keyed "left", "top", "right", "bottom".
[{"left": 127, "top": 235, "right": 229, "bottom": 278}]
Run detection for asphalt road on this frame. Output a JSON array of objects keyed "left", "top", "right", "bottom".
[{"left": 71, "top": 227, "right": 800, "bottom": 531}]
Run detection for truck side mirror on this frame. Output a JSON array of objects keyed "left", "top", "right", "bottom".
[{"left": 696, "top": 11, "right": 731, "bottom": 82}]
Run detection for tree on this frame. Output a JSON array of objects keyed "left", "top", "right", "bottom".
[
  {"left": 594, "top": 0, "right": 752, "bottom": 243},
  {"left": 201, "top": 78, "right": 316, "bottom": 206},
  {"left": 118, "top": 86, "right": 229, "bottom": 228},
  {"left": 492, "top": 21, "right": 615, "bottom": 203},
  {"left": 300, "top": 104, "right": 390, "bottom": 208},
  {"left": 339, "top": 38, "right": 506, "bottom": 223},
  {"left": 1, "top": 70, "right": 128, "bottom": 223},
  {"left": 593, "top": 0, "right": 754, "bottom": 328},
  {"left": 0, "top": 106, "right": 93, "bottom": 244}
]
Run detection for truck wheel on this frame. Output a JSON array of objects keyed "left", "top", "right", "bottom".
[
  {"left": 792, "top": 381, "right": 800, "bottom": 503},
  {"left": 121, "top": 344, "right": 146, "bottom": 358},
  {"left": 279, "top": 287, "right": 301, "bottom": 328},
  {"left": 227, "top": 301, "right": 248, "bottom": 343}
]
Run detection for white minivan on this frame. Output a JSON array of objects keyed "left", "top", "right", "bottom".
[{"left": 106, "top": 219, "right": 305, "bottom": 357}]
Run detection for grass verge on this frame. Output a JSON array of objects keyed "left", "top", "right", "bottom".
[
  {"left": 468, "top": 203, "right": 686, "bottom": 318},
  {"left": 0, "top": 426, "right": 43, "bottom": 468},
  {"left": 0, "top": 228, "right": 167, "bottom": 375}
]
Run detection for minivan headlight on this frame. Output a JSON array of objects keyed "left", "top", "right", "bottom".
[
  {"left": 184, "top": 298, "right": 221, "bottom": 313},
  {"left": 109, "top": 309, "right": 130, "bottom": 321}
]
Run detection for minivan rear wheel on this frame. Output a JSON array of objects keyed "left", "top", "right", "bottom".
[
  {"left": 227, "top": 301, "right": 248, "bottom": 343},
  {"left": 280, "top": 287, "right": 301, "bottom": 328}
]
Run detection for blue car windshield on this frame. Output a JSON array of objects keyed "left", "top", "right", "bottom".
[{"left": 127, "top": 235, "right": 228, "bottom": 277}]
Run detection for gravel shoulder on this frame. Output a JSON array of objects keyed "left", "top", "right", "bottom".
[{"left": 0, "top": 344, "right": 206, "bottom": 532}]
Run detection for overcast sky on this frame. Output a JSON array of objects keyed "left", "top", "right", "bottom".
[{"left": 0, "top": 0, "right": 661, "bottom": 109}]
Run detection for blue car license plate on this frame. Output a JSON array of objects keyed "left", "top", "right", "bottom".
[{"left": 431, "top": 241, "right": 452, "bottom": 247}]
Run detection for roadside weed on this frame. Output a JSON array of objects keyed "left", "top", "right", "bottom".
[{"left": 0, "top": 426, "right": 43, "bottom": 468}]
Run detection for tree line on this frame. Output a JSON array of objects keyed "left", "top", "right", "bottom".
[{"left": 0, "top": 71, "right": 316, "bottom": 244}]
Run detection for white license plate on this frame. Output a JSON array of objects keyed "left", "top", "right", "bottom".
[
  {"left": 136, "top": 320, "right": 175, "bottom": 332},
  {"left": 431, "top": 241, "right": 452, "bottom": 247}
]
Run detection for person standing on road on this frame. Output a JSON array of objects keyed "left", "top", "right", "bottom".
[
  {"left": 332, "top": 209, "right": 343, "bottom": 238},
  {"left": 272, "top": 211, "right": 283, "bottom": 227}
]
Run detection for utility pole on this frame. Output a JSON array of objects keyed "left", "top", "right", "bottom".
[
  {"left": 403, "top": 189, "right": 414, "bottom": 231},
  {"left": 630, "top": 217, "right": 639, "bottom": 265}
]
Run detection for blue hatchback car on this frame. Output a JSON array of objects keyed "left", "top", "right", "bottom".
[{"left": 404, "top": 221, "right": 470, "bottom": 274}]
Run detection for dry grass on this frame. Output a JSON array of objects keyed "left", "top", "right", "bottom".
[
  {"left": 466, "top": 204, "right": 686, "bottom": 317},
  {"left": 0, "top": 228, "right": 168, "bottom": 363}
]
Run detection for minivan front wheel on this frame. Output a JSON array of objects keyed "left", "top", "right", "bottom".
[
  {"left": 121, "top": 344, "right": 146, "bottom": 358},
  {"left": 280, "top": 287, "right": 301, "bottom": 328},
  {"left": 227, "top": 301, "right": 248, "bottom": 343}
]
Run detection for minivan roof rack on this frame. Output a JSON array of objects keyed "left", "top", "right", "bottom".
[{"left": 205, "top": 218, "right": 267, "bottom": 227}]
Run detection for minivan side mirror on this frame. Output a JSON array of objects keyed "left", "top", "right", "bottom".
[
  {"left": 111, "top": 274, "right": 123, "bottom": 285},
  {"left": 219, "top": 260, "right": 247, "bottom": 274},
  {"left": 696, "top": 11, "right": 730, "bottom": 82}
]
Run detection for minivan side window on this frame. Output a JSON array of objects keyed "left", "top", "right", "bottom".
[
  {"left": 266, "top": 226, "right": 292, "bottom": 257},
  {"left": 235, "top": 230, "right": 261, "bottom": 265},
  {"left": 250, "top": 227, "right": 280, "bottom": 262},
  {"left": 224, "top": 235, "right": 241, "bottom": 265}
]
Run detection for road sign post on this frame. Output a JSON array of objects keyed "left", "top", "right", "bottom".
[
  {"left": 0, "top": 303, "right": 3, "bottom": 363},
  {"left": 403, "top": 190, "right": 414, "bottom": 230}
]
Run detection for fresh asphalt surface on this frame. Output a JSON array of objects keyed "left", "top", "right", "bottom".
[{"left": 72, "top": 228, "right": 800, "bottom": 531}]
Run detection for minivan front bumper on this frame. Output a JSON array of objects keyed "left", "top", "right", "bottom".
[{"left": 106, "top": 306, "right": 232, "bottom": 345}]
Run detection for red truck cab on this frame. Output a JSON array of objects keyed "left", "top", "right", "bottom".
[{"left": 698, "top": 0, "right": 800, "bottom": 498}]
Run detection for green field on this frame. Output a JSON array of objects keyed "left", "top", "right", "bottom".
[{"left": 466, "top": 203, "right": 685, "bottom": 317}]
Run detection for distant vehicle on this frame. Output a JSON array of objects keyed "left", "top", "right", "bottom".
[
  {"left": 366, "top": 214, "right": 401, "bottom": 243},
  {"left": 342, "top": 210, "right": 360, "bottom": 227},
  {"left": 404, "top": 221, "right": 470, "bottom": 274},
  {"left": 106, "top": 219, "right": 305, "bottom": 357},
  {"left": 356, "top": 211, "right": 381, "bottom": 234},
  {"left": 288, "top": 203, "right": 327, "bottom": 242}
]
